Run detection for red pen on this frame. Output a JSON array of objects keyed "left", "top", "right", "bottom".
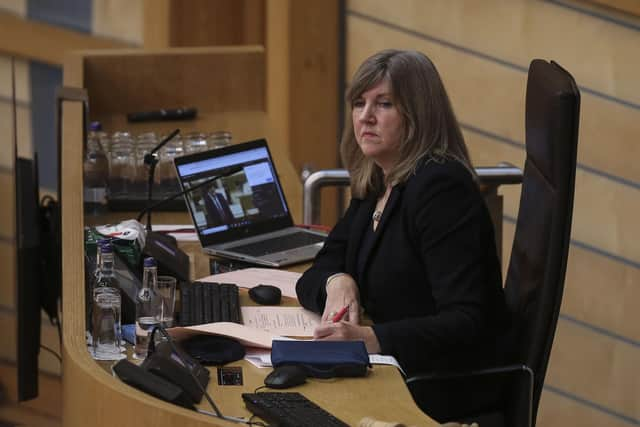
[{"left": 332, "top": 305, "right": 349, "bottom": 323}]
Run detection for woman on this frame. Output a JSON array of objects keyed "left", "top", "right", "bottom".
[{"left": 296, "top": 49, "right": 509, "bottom": 378}]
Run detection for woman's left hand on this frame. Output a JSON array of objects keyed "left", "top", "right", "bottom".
[{"left": 313, "top": 322, "right": 381, "bottom": 353}]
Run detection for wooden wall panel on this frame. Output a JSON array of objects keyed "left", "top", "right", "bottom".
[
  {"left": 537, "top": 386, "right": 634, "bottom": 427},
  {"left": 348, "top": 0, "right": 640, "bottom": 105},
  {"left": 169, "top": 0, "right": 265, "bottom": 47},
  {"left": 0, "top": 11, "right": 130, "bottom": 66},
  {"left": 548, "top": 320, "right": 639, "bottom": 418},
  {"left": 587, "top": 0, "right": 640, "bottom": 16},
  {"left": 92, "top": 0, "right": 144, "bottom": 45},
  {"left": 83, "top": 47, "right": 265, "bottom": 115},
  {"left": 0, "top": 311, "right": 61, "bottom": 376},
  {"left": 0, "top": 103, "right": 32, "bottom": 162},
  {"left": 346, "top": 13, "right": 640, "bottom": 188},
  {"left": 0, "top": 56, "right": 30, "bottom": 102},
  {"left": 346, "top": 0, "right": 640, "bottom": 425},
  {"left": 0, "top": 241, "right": 15, "bottom": 309}
]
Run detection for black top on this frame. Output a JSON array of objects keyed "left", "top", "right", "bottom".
[{"left": 296, "top": 159, "right": 509, "bottom": 376}]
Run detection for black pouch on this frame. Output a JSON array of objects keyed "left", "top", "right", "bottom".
[{"left": 270, "top": 340, "right": 370, "bottom": 379}]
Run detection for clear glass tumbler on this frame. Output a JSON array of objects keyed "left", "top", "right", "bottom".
[{"left": 156, "top": 276, "right": 177, "bottom": 328}]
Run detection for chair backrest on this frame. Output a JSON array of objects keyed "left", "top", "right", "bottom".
[{"left": 503, "top": 60, "right": 580, "bottom": 425}]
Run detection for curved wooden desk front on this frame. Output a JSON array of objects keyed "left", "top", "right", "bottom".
[{"left": 62, "top": 224, "right": 437, "bottom": 426}]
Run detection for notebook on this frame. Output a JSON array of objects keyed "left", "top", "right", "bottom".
[{"left": 174, "top": 139, "right": 326, "bottom": 267}]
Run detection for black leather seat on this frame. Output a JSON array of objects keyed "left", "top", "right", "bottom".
[{"left": 406, "top": 59, "right": 581, "bottom": 427}]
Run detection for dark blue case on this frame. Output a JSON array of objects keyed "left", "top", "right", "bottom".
[{"left": 270, "top": 340, "right": 370, "bottom": 378}]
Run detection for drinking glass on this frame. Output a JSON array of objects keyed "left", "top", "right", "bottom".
[
  {"left": 91, "top": 287, "right": 124, "bottom": 360},
  {"left": 156, "top": 276, "right": 177, "bottom": 328}
]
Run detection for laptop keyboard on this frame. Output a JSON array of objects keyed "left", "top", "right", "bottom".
[
  {"left": 242, "top": 392, "right": 349, "bottom": 427},
  {"left": 228, "top": 232, "right": 324, "bottom": 257}
]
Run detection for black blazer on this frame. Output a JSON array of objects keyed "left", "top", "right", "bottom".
[
  {"left": 203, "top": 191, "right": 233, "bottom": 227},
  {"left": 296, "top": 160, "right": 509, "bottom": 376}
]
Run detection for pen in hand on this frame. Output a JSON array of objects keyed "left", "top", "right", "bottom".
[{"left": 332, "top": 305, "right": 349, "bottom": 323}]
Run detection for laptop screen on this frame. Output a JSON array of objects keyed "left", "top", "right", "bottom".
[{"left": 174, "top": 139, "right": 294, "bottom": 244}]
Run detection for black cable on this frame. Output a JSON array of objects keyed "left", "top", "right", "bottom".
[
  {"left": 40, "top": 344, "right": 62, "bottom": 364},
  {"left": 253, "top": 385, "right": 267, "bottom": 393},
  {"left": 247, "top": 415, "right": 267, "bottom": 427}
]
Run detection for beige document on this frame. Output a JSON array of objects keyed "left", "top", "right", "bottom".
[
  {"left": 240, "top": 306, "right": 321, "bottom": 337},
  {"left": 197, "top": 267, "right": 301, "bottom": 298},
  {"left": 169, "top": 322, "right": 288, "bottom": 349}
]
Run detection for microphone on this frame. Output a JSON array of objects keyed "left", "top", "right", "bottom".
[
  {"left": 143, "top": 129, "right": 181, "bottom": 232},
  {"left": 136, "top": 165, "right": 243, "bottom": 224},
  {"left": 149, "top": 326, "right": 249, "bottom": 424}
]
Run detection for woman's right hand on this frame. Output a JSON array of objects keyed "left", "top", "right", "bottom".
[{"left": 322, "top": 273, "right": 361, "bottom": 325}]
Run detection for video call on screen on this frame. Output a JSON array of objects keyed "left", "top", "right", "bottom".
[{"left": 179, "top": 155, "right": 288, "bottom": 236}]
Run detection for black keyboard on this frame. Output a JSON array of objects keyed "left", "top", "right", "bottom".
[
  {"left": 180, "top": 282, "right": 240, "bottom": 326},
  {"left": 229, "top": 232, "right": 324, "bottom": 257},
  {"left": 242, "top": 392, "right": 349, "bottom": 427}
]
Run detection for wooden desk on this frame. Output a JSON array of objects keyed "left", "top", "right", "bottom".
[{"left": 63, "top": 236, "right": 438, "bottom": 427}]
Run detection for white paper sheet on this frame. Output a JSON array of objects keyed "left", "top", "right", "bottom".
[{"left": 240, "top": 306, "right": 320, "bottom": 337}]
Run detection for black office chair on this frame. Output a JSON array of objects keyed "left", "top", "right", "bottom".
[{"left": 406, "top": 59, "right": 580, "bottom": 427}]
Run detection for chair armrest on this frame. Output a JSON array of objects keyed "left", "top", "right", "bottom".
[{"left": 405, "top": 364, "right": 533, "bottom": 427}]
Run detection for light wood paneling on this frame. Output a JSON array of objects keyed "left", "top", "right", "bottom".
[
  {"left": 289, "top": 1, "right": 341, "bottom": 225},
  {"left": 0, "top": 362, "right": 62, "bottom": 419},
  {"left": 537, "top": 386, "right": 634, "bottom": 427},
  {"left": 0, "top": 11, "right": 131, "bottom": 65},
  {"left": 143, "top": 0, "right": 170, "bottom": 48},
  {"left": 465, "top": 130, "right": 639, "bottom": 264},
  {"left": 588, "top": 0, "right": 640, "bottom": 16},
  {"left": 348, "top": 0, "right": 640, "bottom": 105},
  {"left": 502, "top": 221, "right": 640, "bottom": 424},
  {"left": 0, "top": 242, "right": 15, "bottom": 309},
  {"left": 0, "top": 103, "right": 32, "bottom": 166},
  {"left": 547, "top": 320, "right": 640, "bottom": 419},
  {"left": 92, "top": 0, "right": 144, "bottom": 45},
  {"left": 0, "top": 172, "right": 14, "bottom": 237},
  {"left": 0, "top": 311, "right": 62, "bottom": 376},
  {"left": 346, "top": 14, "right": 640, "bottom": 189},
  {"left": 503, "top": 217, "right": 640, "bottom": 350},
  {"left": 0, "top": 55, "right": 30, "bottom": 103},
  {"left": 0, "top": 1, "right": 27, "bottom": 17}
]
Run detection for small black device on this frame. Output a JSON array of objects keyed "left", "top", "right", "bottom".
[
  {"left": 217, "top": 366, "right": 243, "bottom": 386},
  {"left": 113, "top": 359, "right": 195, "bottom": 409},
  {"left": 127, "top": 107, "right": 197, "bottom": 123},
  {"left": 248, "top": 284, "right": 282, "bottom": 305},
  {"left": 242, "top": 392, "right": 349, "bottom": 427},
  {"left": 140, "top": 327, "right": 210, "bottom": 404},
  {"left": 143, "top": 231, "right": 190, "bottom": 282},
  {"left": 264, "top": 365, "right": 308, "bottom": 389}
]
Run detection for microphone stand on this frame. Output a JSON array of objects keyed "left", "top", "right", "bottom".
[
  {"left": 136, "top": 165, "right": 243, "bottom": 224},
  {"left": 144, "top": 129, "right": 180, "bottom": 232}
]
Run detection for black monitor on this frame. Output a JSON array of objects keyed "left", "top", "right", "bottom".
[
  {"left": 15, "top": 156, "right": 42, "bottom": 401},
  {"left": 11, "top": 55, "right": 62, "bottom": 402}
]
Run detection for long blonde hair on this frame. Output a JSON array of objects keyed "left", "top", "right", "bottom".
[{"left": 341, "top": 49, "right": 474, "bottom": 198}]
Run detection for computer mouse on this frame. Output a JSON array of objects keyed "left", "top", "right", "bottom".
[
  {"left": 264, "top": 365, "right": 307, "bottom": 389},
  {"left": 249, "top": 284, "right": 282, "bottom": 305}
]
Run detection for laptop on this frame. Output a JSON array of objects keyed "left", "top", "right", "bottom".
[{"left": 174, "top": 139, "right": 326, "bottom": 267}]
